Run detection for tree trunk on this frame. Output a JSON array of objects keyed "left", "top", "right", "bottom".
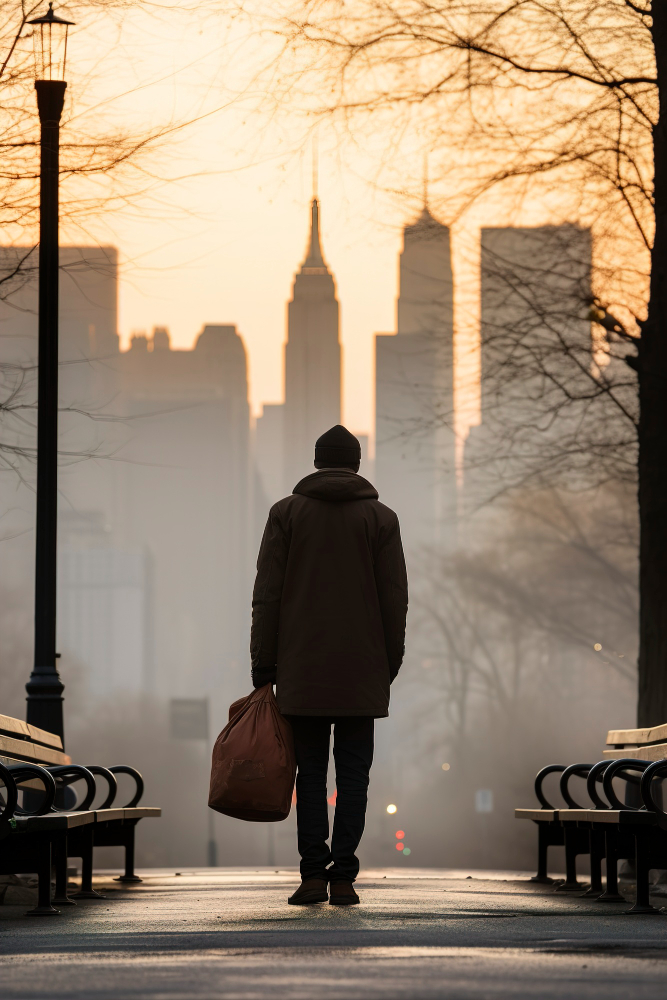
[{"left": 637, "top": 5, "right": 667, "bottom": 726}]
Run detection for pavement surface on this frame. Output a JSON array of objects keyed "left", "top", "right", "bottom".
[{"left": 1, "top": 867, "right": 667, "bottom": 999}]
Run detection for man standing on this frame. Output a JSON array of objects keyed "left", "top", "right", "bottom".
[{"left": 251, "top": 425, "right": 408, "bottom": 905}]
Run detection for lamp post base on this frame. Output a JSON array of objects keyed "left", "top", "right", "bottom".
[{"left": 26, "top": 670, "right": 64, "bottom": 741}]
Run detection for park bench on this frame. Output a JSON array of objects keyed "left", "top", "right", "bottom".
[
  {"left": 0, "top": 712, "right": 160, "bottom": 914},
  {"left": 515, "top": 723, "right": 667, "bottom": 913}
]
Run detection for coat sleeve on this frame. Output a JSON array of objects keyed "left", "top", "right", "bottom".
[
  {"left": 374, "top": 514, "right": 408, "bottom": 682},
  {"left": 250, "top": 506, "right": 289, "bottom": 688}
]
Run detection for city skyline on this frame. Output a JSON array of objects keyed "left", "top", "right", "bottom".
[
  {"left": 0, "top": 181, "right": 583, "bottom": 455},
  {"left": 92, "top": 196, "right": 591, "bottom": 464},
  {"left": 1, "top": 4, "right": 619, "bottom": 444},
  {"left": 103, "top": 192, "right": 457, "bottom": 450}
]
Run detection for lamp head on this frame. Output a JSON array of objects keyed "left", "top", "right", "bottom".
[{"left": 29, "top": 3, "right": 74, "bottom": 82}]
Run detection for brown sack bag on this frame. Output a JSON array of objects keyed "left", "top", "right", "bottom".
[{"left": 208, "top": 684, "right": 296, "bottom": 822}]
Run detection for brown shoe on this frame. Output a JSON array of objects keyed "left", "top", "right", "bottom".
[
  {"left": 329, "top": 881, "right": 360, "bottom": 905},
  {"left": 288, "top": 878, "right": 329, "bottom": 905}
]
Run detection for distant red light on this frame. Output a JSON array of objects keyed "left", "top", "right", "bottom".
[
  {"left": 395, "top": 830, "right": 405, "bottom": 839},
  {"left": 395, "top": 842, "right": 404, "bottom": 851}
]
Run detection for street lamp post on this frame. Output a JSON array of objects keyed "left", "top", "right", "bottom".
[{"left": 25, "top": 3, "right": 74, "bottom": 742}]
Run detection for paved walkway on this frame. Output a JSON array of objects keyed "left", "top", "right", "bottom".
[{"left": 1, "top": 867, "right": 667, "bottom": 998}]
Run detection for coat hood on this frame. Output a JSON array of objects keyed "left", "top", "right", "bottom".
[{"left": 293, "top": 470, "right": 379, "bottom": 502}]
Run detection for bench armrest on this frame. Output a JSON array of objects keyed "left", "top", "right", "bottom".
[
  {"left": 586, "top": 760, "right": 613, "bottom": 809},
  {"left": 109, "top": 765, "right": 144, "bottom": 807},
  {"left": 47, "top": 765, "right": 97, "bottom": 811},
  {"left": 0, "top": 762, "right": 18, "bottom": 827},
  {"left": 640, "top": 760, "right": 667, "bottom": 827},
  {"left": 84, "top": 766, "right": 118, "bottom": 809},
  {"left": 534, "top": 765, "right": 567, "bottom": 808},
  {"left": 7, "top": 763, "right": 57, "bottom": 815},
  {"left": 559, "top": 764, "right": 596, "bottom": 808},
  {"left": 602, "top": 758, "right": 652, "bottom": 810}
]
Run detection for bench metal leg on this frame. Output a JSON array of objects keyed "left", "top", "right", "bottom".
[
  {"left": 597, "top": 827, "right": 625, "bottom": 902},
  {"left": 71, "top": 827, "right": 106, "bottom": 899},
  {"left": 555, "top": 825, "right": 586, "bottom": 891},
  {"left": 52, "top": 832, "right": 76, "bottom": 906},
  {"left": 26, "top": 840, "right": 60, "bottom": 916},
  {"left": 626, "top": 834, "right": 659, "bottom": 914},
  {"left": 529, "top": 824, "right": 555, "bottom": 884},
  {"left": 581, "top": 828, "right": 604, "bottom": 897},
  {"left": 113, "top": 823, "right": 142, "bottom": 883}
]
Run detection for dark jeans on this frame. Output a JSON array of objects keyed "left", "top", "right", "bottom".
[{"left": 287, "top": 716, "right": 374, "bottom": 883}]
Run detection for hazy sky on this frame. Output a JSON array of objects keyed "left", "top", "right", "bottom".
[
  {"left": 55, "top": 4, "right": 438, "bottom": 439},
  {"left": 52, "top": 2, "right": 582, "bottom": 441}
]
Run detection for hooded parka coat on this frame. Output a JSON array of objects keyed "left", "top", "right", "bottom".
[{"left": 250, "top": 470, "right": 408, "bottom": 717}]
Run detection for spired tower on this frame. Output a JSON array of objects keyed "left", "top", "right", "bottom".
[{"left": 284, "top": 198, "right": 342, "bottom": 489}]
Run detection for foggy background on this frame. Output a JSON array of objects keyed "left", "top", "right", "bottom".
[{"left": 0, "top": 199, "right": 637, "bottom": 872}]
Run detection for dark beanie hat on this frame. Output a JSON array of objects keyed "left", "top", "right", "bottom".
[{"left": 314, "top": 425, "right": 361, "bottom": 469}]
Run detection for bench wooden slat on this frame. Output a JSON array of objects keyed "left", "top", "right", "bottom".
[
  {"left": 0, "top": 734, "right": 39, "bottom": 761},
  {"left": 91, "top": 807, "right": 160, "bottom": 822},
  {"left": 123, "top": 807, "right": 161, "bottom": 819},
  {"left": 29, "top": 743, "right": 69, "bottom": 766},
  {"left": 606, "top": 723, "right": 667, "bottom": 746},
  {"left": 0, "top": 714, "right": 30, "bottom": 739},
  {"left": 94, "top": 808, "right": 126, "bottom": 822},
  {"left": 583, "top": 809, "right": 657, "bottom": 825},
  {"left": 13, "top": 811, "right": 96, "bottom": 832},
  {"left": 517, "top": 806, "right": 660, "bottom": 825},
  {"left": 602, "top": 743, "right": 667, "bottom": 762},
  {"left": 0, "top": 734, "right": 70, "bottom": 767},
  {"left": 556, "top": 808, "right": 657, "bottom": 825},
  {"left": 558, "top": 809, "right": 595, "bottom": 822},
  {"left": 26, "top": 723, "right": 63, "bottom": 750},
  {"left": 514, "top": 808, "right": 558, "bottom": 821},
  {"left": 0, "top": 713, "right": 63, "bottom": 750}
]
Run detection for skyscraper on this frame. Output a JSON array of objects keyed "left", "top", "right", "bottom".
[
  {"left": 114, "top": 324, "right": 252, "bottom": 696},
  {"left": 255, "top": 403, "right": 285, "bottom": 506},
  {"left": 375, "top": 207, "right": 456, "bottom": 553},
  {"left": 464, "top": 224, "right": 592, "bottom": 510},
  {"left": 283, "top": 198, "right": 341, "bottom": 489},
  {"left": 0, "top": 247, "right": 253, "bottom": 704}
]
